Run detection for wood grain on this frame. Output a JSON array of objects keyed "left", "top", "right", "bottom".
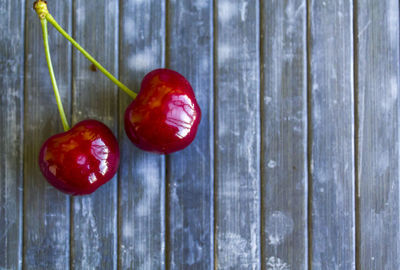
[
  {"left": 0, "top": 1, "right": 24, "bottom": 269},
  {"left": 118, "top": 1, "right": 166, "bottom": 269},
  {"left": 357, "top": 0, "right": 400, "bottom": 268},
  {"left": 261, "top": 0, "right": 307, "bottom": 269},
  {"left": 70, "top": 0, "right": 119, "bottom": 269},
  {"left": 167, "top": 0, "right": 214, "bottom": 269},
  {"left": 23, "top": 2, "right": 72, "bottom": 269},
  {"left": 309, "top": 0, "right": 356, "bottom": 269},
  {"left": 215, "top": 0, "right": 261, "bottom": 269},
  {"left": 3, "top": 1, "right": 400, "bottom": 268}
]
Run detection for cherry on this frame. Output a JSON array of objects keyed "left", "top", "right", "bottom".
[
  {"left": 39, "top": 120, "right": 120, "bottom": 195},
  {"left": 124, "top": 69, "right": 201, "bottom": 154},
  {"left": 34, "top": 1, "right": 119, "bottom": 195},
  {"left": 34, "top": 1, "right": 201, "bottom": 155}
]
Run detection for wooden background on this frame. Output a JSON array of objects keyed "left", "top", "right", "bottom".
[{"left": 1, "top": 0, "right": 399, "bottom": 269}]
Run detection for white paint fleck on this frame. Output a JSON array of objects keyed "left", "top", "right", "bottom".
[
  {"left": 264, "top": 96, "right": 272, "bottom": 104},
  {"left": 219, "top": 1, "right": 237, "bottom": 23},
  {"left": 285, "top": 2, "right": 304, "bottom": 36},
  {"left": 266, "top": 211, "right": 294, "bottom": 247},
  {"left": 231, "top": 130, "right": 240, "bottom": 137},
  {"left": 387, "top": 0, "right": 398, "bottom": 45},
  {"left": 124, "top": 18, "right": 136, "bottom": 40},
  {"left": 285, "top": 2, "right": 295, "bottom": 35},
  {"left": 218, "top": 43, "right": 234, "bottom": 63},
  {"left": 76, "top": 6, "right": 85, "bottom": 26},
  {"left": 107, "top": 1, "right": 117, "bottom": 16},
  {"left": 293, "top": 126, "right": 301, "bottom": 134},
  {"left": 268, "top": 234, "right": 281, "bottom": 246},
  {"left": 266, "top": 256, "right": 290, "bottom": 270},
  {"left": 357, "top": 20, "right": 371, "bottom": 38},
  {"left": 122, "top": 220, "right": 134, "bottom": 238},
  {"left": 128, "top": 47, "right": 157, "bottom": 72},
  {"left": 128, "top": 0, "right": 146, "bottom": 4},
  {"left": 240, "top": 1, "right": 248, "bottom": 22},
  {"left": 193, "top": 0, "right": 208, "bottom": 10},
  {"left": 268, "top": 160, "right": 277, "bottom": 168},
  {"left": 390, "top": 76, "right": 398, "bottom": 100}
]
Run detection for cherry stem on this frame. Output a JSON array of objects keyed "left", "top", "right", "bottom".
[
  {"left": 40, "top": 19, "right": 70, "bottom": 131},
  {"left": 34, "top": 0, "right": 137, "bottom": 99}
]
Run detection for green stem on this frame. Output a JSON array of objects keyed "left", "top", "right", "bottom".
[
  {"left": 41, "top": 19, "right": 70, "bottom": 131},
  {"left": 45, "top": 13, "right": 137, "bottom": 99}
]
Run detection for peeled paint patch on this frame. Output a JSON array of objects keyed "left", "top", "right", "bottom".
[
  {"left": 266, "top": 256, "right": 290, "bottom": 270},
  {"left": 266, "top": 211, "right": 294, "bottom": 246}
]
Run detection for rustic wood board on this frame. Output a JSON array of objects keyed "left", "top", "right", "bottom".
[
  {"left": 118, "top": 0, "right": 166, "bottom": 269},
  {"left": 0, "top": 1, "right": 24, "bottom": 269},
  {"left": 23, "top": 2, "right": 72, "bottom": 269},
  {"left": 357, "top": 0, "right": 400, "bottom": 268},
  {"left": 3, "top": 0, "right": 400, "bottom": 269},
  {"left": 309, "top": 0, "right": 356, "bottom": 269},
  {"left": 215, "top": 0, "right": 261, "bottom": 269},
  {"left": 70, "top": 0, "right": 119, "bottom": 269},
  {"left": 261, "top": 0, "right": 308, "bottom": 269},
  {"left": 166, "top": 1, "right": 214, "bottom": 269}
]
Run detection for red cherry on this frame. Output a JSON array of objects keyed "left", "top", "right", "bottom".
[
  {"left": 38, "top": 120, "right": 120, "bottom": 195},
  {"left": 124, "top": 69, "right": 201, "bottom": 154}
]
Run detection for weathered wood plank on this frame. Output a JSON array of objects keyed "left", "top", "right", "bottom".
[
  {"left": 215, "top": 1, "right": 260, "bottom": 269},
  {"left": 261, "top": 1, "right": 307, "bottom": 269},
  {"left": 357, "top": 0, "right": 400, "bottom": 268},
  {"left": 0, "top": 1, "right": 24, "bottom": 269},
  {"left": 118, "top": 1, "right": 166, "bottom": 269},
  {"left": 23, "top": 2, "right": 72, "bottom": 269},
  {"left": 309, "top": 0, "right": 355, "bottom": 269},
  {"left": 167, "top": 1, "right": 214, "bottom": 269},
  {"left": 70, "top": 1, "right": 119, "bottom": 269}
]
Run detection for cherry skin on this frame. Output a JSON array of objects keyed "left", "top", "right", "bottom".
[
  {"left": 124, "top": 69, "right": 201, "bottom": 154},
  {"left": 38, "top": 119, "right": 120, "bottom": 195}
]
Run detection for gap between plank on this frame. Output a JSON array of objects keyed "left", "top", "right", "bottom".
[
  {"left": 306, "top": 0, "right": 313, "bottom": 269},
  {"left": 258, "top": 0, "right": 266, "bottom": 269},
  {"left": 352, "top": 0, "right": 361, "bottom": 269},
  {"left": 21, "top": 0, "right": 28, "bottom": 269},
  {"left": 212, "top": 0, "right": 219, "bottom": 269}
]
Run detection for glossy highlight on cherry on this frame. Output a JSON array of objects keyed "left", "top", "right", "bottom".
[
  {"left": 124, "top": 69, "right": 201, "bottom": 154},
  {"left": 39, "top": 120, "right": 120, "bottom": 195}
]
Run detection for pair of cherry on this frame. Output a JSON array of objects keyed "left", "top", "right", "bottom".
[{"left": 34, "top": 1, "right": 201, "bottom": 195}]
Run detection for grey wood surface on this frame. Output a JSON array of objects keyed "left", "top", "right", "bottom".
[
  {"left": 71, "top": 0, "right": 119, "bottom": 269},
  {"left": 261, "top": 1, "right": 307, "bottom": 269},
  {"left": 309, "top": 0, "right": 356, "bottom": 269},
  {"left": 1, "top": 1, "right": 400, "bottom": 269},
  {"left": 357, "top": 0, "right": 400, "bottom": 269},
  {"left": 167, "top": 1, "right": 214, "bottom": 269},
  {"left": 0, "top": 1, "right": 24, "bottom": 270},
  {"left": 118, "top": 0, "right": 166, "bottom": 269},
  {"left": 215, "top": 1, "right": 260, "bottom": 269}
]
